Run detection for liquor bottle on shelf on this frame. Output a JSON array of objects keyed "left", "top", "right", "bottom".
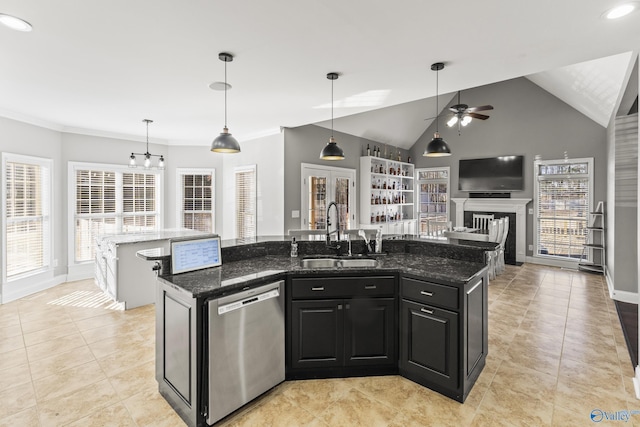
[{"left": 366, "top": 144, "right": 371, "bottom": 156}]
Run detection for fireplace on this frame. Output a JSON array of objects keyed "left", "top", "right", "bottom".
[
  {"left": 463, "top": 211, "right": 517, "bottom": 265},
  {"left": 452, "top": 198, "right": 531, "bottom": 264}
]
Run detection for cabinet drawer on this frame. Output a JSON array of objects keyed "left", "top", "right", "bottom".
[
  {"left": 401, "top": 277, "right": 458, "bottom": 310},
  {"left": 291, "top": 276, "right": 395, "bottom": 299}
]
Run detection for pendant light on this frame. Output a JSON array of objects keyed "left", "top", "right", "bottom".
[
  {"left": 129, "top": 119, "right": 165, "bottom": 169},
  {"left": 211, "top": 52, "right": 241, "bottom": 153},
  {"left": 319, "top": 72, "right": 345, "bottom": 160},
  {"left": 424, "top": 62, "right": 451, "bottom": 157}
]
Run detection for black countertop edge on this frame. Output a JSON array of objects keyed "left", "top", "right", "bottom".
[{"left": 159, "top": 253, "right": 488, "bottom": 300}]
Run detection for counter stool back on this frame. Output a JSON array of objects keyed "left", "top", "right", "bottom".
[{"left": 473, "top": 213, "right": 494, "bottom": 231}]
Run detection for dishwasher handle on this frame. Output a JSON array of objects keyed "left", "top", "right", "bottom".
[{"left": 217, "top": 287, "right": 280, "bottom": 315}]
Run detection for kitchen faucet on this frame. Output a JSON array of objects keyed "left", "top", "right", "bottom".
[
  {"left": 358, "top": 229, "right": 371, "bottom": 254},
  {"left": 326, "top": 201, "right": 341, "bottom": 248}
]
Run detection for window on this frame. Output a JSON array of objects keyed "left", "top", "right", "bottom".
[
  {"left": 417, "top": 167, "right": 450, "bottom": 236},
  {"left": 176, "top": 169, "right": 215, "bottom": 233},
  {"left": 2, "top": 154, "right": 52, "bottom": 281},
  {"left": 71, "top": 163, "right": 162, "bottom": 263},
  {"left": 235, "top": 165, "right": 256, "bottom": 239},
  {"left": 301, "top": 163, "right": 356, "bottom": 231},
  {"left": 534, "top": 158, "right": 593, "bottom": 261}
]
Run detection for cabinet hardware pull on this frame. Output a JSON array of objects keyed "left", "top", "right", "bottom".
[
  {"left": 311, "top": 287, "right": 324, "bottom": 291},
  {"left": 466, "top": 280, "right": 482, "bottom": 295},
  {"left": 338, "top": 304, "right": 343, "bottom": 310},
  {"left": 420, "top": 291, "right": 433, "bottom": 296},
  {"left": 364, "top": 285, "right": 377, "bottom": 289},
  {"left": 420, "top": 308, "right": 434, "bottom": 314}
]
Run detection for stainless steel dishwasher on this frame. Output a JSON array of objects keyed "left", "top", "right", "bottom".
[{"left": 206, "top": 280, "right": 285, "bottom": 425}]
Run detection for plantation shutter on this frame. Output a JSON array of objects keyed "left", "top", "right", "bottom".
[
  {"left": 235, "top": 166, "right": 256, "bottom": 239},
  {"left": 5, "top": 159, "right": 51, "bottom": 278}
]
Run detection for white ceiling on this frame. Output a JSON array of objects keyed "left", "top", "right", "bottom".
[{"left": 0, "top": 1, "right": 638, "bottom": 147}]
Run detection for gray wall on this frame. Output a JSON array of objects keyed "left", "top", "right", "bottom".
[
  {"left": 283, "top": 124, "right": 409, "bottom": 233},
  {"left": 409, "top": 77, "right": 607, "bottom": 258}
]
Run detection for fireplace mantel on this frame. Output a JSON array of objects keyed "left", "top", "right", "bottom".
[{"left": 451, "top": 198, "right": 532, "bottom": 263}]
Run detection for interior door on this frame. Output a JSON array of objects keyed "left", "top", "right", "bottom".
[{"left": 301, "top": 164, "right": 356, "bottom": 231}]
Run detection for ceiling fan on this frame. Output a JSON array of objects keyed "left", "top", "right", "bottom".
[{"left": 445, "top": 91, "right": 494, "bottom": 133}]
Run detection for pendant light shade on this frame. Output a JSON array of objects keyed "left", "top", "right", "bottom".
[
  {"left": 424, "top": 62, "right": 452, "bottom": 157},
  {"left": 211, "top": 52, "right": 240, "bottom": 153},
  {"left": 424, "top": 132, "right": 451, "bottom": 157},
  {"left": 320, "top": 72, "right": 345, "bottom": 161}
]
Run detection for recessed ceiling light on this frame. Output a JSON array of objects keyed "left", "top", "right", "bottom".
[
  {"left": 604, "top": 3, "right": 636, "bottom": 19},
  {"left": 209, "top": 81, "right": 232, "bottom": 91},
  {"left": 0, "top": 13, "right": 32, "bottom": 32}
]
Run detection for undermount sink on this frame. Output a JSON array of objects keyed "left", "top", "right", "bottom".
[
  {"left": 299, "top": 258, "right": 339, "bottom": 268},
  {"left": 299, "top": 257, "right": 378, "bottom": 269}
]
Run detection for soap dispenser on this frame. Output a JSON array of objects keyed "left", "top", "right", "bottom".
[{"left": 290, "top": 237, "right": 298, "bottom": 257}]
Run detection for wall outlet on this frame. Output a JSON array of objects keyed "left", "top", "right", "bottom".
[
  {"left": 291, "top": 210, "right": 300, "bottom": 219},
  {"left": 528, "top": 244, "right": 533, "bottom": 251},
  {"left": 528, "top": 208, "right": 533, "bottom": 215},
  {"left": 53, "top": 259, "right": 58, "bottom": 267}
]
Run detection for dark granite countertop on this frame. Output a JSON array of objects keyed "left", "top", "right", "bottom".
[{"left": 159, "top": 252, "right": 487, "bottom": 300}]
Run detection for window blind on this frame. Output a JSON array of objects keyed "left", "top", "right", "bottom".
[
  {"left": 535, "top": 161, "right": 590, "bottom": 259},
  {"left": 180, "top": 171, "right": 214, "bottom": 232},
  {"left": 235, "top": 167, "right": 256, "bottom": 239},
  {"left": 4, "top": 158, "right": 51, "bottom": 279},
  {"left": 73, "top": 167, "right": 160, "bottom": 263}
]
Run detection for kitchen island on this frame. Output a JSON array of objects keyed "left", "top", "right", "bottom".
[{"left": 148, "top": 235, "right": 493, "bottom": 427}]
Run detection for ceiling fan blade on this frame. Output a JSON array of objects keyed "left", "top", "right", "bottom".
[
  {"left": 466, "top": 105, "right": 494, "bottom": 112},
  {"left": 467, "top": 112, "right": 490, "bottom": 120}
]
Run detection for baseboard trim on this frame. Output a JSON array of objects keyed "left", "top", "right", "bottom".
[
  {"left": 67, "top": 263, "right": 94, "bottom": 282},
  {"left": 524, "top": 256, "right": 579, "bottom": 270},
  {"left": 605, "top": 270, "right": 639, "bottom": 303},
  {"left": 2, "top": 274, "right": 67, "bottom": 303}
]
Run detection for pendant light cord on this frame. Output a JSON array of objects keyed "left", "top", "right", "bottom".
[
  {"left": 435, "top": 67, "right": 439, "bottom": 133},
  {"left": 145, "top": 119, "right": 150, "bottom": 154},
  {"left": 224, "top": 59, "right": 228, "bottom": 128},
  {"left": 331, "top": 76, "right": 334, "bottom": 138}
]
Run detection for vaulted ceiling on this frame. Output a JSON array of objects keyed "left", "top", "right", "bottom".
[{"left": 0, "top": 1, "right": 638, "bottom": 147}]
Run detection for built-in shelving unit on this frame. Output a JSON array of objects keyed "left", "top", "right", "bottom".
[
  {"left": 578, "top": 201, "right": 605, "bottom": 274},
  {"left": 360, "top": 156, "right": 416, "bottom": 235}
]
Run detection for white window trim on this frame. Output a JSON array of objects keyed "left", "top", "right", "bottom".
[
  {"left": 533, "top": 157, "right": 594, "bottom": 267},
  {"left": 235, "top": 165, "right": 257, "bottom": 239},
  {"left": 1, "top": 152, "right": 54, "bottom": 286},
  {"left": 175, "top": 168, "right": 215, "bottom": 232},
  {"left": 67, "top": 161, "right": 164, "bottom": 268}
]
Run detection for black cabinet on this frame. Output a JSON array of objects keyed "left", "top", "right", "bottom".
[
  {"left": 400, "top": 299, "right": 458, "bottom": 391},
  {"left": 399, "top": 273, "right": 487, "bottom": 402},
  {"left": 291, "top": 299, "right": 343, "bottom": 369},
  {"left": 288, "top": 275, "right": 397, "bottom": 378}
]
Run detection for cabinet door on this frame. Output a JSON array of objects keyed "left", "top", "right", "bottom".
[
  {"left": 464, "top": 277, "right": 487, "bottom": 379},
  {"left": 291, "top": 300, "right": 343, "bottom": 369},
  {"left": 400, "top": 299, "right": 458, "bottom": 390},
  {"left": 344, "top": 298, "right": 396, "bottom": 366}
]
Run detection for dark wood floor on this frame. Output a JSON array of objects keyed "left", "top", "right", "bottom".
[{"left": 615, "top": 300, "right": 638, "bottom": 367}]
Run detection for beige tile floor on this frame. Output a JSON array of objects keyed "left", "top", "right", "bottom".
[{"left": 0, "top": 263, "right": 639, "bottom": 426}]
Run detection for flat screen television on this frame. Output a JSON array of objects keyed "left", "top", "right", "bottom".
[{"left": 458, "top": 155, "right": 524, "bottom": 192}]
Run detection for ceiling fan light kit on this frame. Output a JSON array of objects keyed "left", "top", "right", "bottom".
[
  {"left": 211, "top": 52, "right": 241, "bottom": 154},
  {"left": 424, "top": 62, "right": 451, "bottom": 157},
  {"left": 320, "top": 72, "right": 345, "bottom": 161}
]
